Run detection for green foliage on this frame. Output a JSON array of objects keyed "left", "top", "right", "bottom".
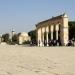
[
  {"left": 69, "top": 21, "right": 75, "bottom": 39},
  {"left": 2, "top": 33, "right": 9, "bottom": 42},
  {"left": 22, "top": 41, "right": 30, "bottom": 44},
  {"left": 28, "top": 29, "right": 36, "bottom": 41},
  {"left": 2, "top": 33, "right": 18, "bottom": 45},
  {"left": 12, "top": 34, "right": 18, "bottom": 44}
]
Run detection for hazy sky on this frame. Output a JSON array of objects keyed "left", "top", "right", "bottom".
[{"left": 0, "top": 0, "right": 75, "bottom": 34}]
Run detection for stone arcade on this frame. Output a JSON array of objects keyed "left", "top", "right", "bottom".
[{"left": 36, "top": 13, "right": 69, "bottom": 46}]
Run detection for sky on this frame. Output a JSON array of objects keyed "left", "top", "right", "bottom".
[{"left": 0, "top": 0, "right": 75, "bottom": 34}]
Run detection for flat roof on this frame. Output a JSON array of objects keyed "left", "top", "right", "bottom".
[{"left": 36, "top": 13, "right": 66, "bottom": 27}]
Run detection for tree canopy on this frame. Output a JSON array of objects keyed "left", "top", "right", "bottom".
[
  {"left": 2, "top": 33, "right": 9, "bottom": 42},
  {"left": 28, "top": 30, "right": 36, "bottom": 42},
  {"left": 69, "top": 21, "right": 75, "bottom": 40}
]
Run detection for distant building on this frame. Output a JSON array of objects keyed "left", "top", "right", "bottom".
[{"left": 18, "top": 32, "right": 31, "bottom": 44}]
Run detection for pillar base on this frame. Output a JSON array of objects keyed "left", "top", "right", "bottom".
[
  {"left": 47, "top": 43, "right": 49, "bottom": 46},
  {"left": 38, "top": 42, "right": 44, "bottom": 47}
]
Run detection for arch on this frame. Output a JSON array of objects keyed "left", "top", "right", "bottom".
[{"left": 36, "top": 13, "right": 69, "bottom": 46}]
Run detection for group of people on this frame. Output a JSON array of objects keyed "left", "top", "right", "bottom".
[
  {"left": 38, "top": 39, "right": 75, "bottom": 46},
  {"left": 30, "top": 38, "right": 75, "bottom": 46},
  {"left": 38, "top": 40, "right": 60, "bottom": 46},
  {"left": 67, "top": 39, "right": 75, "bottom": 46}
]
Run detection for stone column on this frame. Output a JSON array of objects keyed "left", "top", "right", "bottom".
[
  {"left": 56, "top": 25, "right": 59, "bottom": 40},
  {"left": 42, "top": 27, "right": 45, "bottom": 46},
  {"left": 62, "top": 13, "right": 69, "bottom": 46},
  {"left": 37, "top": 28, "right": 42, "bottom": 46},
  {"left": 50, "top": 25, "right": 54, "bottom": 40},
  {"left": 46, "top": 26, "right": 49, "bottom": 46}
]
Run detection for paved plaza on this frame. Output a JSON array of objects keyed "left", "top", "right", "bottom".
[{"left": 0, "top": 45, "right": 75, "bottom": 75}]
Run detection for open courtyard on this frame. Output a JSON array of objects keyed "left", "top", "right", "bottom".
[{"left": 0, "top": 45, "right": 75, "bottom": 75}]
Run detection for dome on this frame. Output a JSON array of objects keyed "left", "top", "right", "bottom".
[{"left": 20, "top": 32, "right": 28, "bottom": 37}]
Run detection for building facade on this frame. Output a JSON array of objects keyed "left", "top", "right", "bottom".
[
  {"left": 18, "top": 32, "right": 31, "bottom": 44},
  {"left": 36, "top": 13, "right": 69, "bottom": 46}
]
